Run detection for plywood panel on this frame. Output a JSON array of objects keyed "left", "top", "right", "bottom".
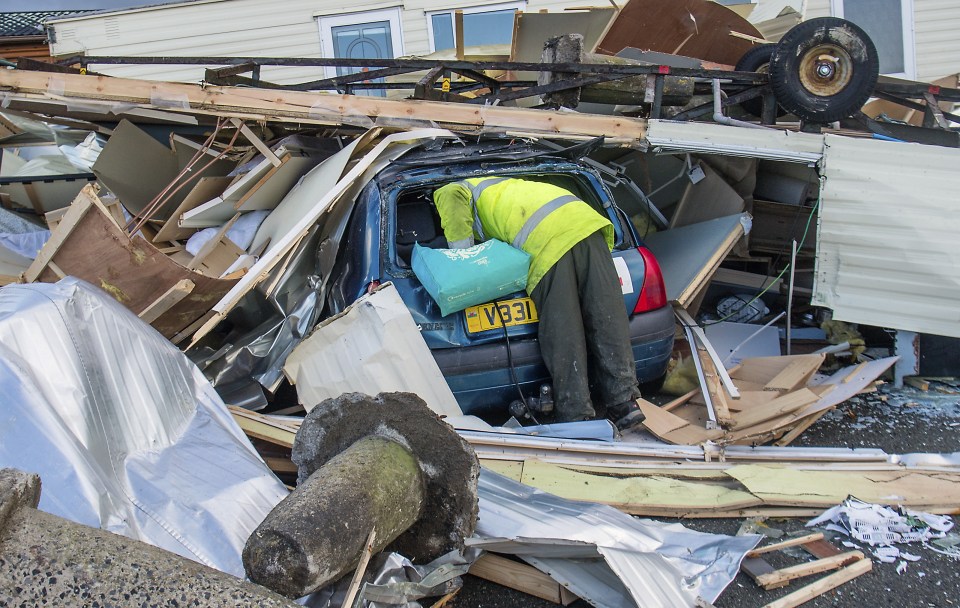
[
  {"left": 595, "top": 0, "right": 764, "bottom": 65},
  {"left": 25, "top": 185, "right": 236, "bottom": 339}
]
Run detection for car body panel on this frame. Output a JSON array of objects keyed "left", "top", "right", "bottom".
[{"left": 326, "top": 140, "right": 674, "bottom": 415}]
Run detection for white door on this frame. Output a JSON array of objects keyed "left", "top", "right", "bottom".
[{"left": 317, "top": 9, "right": 404, "bottom": 96}]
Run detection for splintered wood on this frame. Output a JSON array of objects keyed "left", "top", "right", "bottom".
[
  {"left": 639, "top": 353, "right": 897, "bottom": 447},
  {"left": 742, "top": 535, "right": 872, "bottom": 608}
]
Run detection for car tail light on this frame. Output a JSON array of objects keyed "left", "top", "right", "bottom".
[{"left": 633, "top": 246, "right": 667, "bottom": 314}]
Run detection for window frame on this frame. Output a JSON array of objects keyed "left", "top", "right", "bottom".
[
  {"left": 425, "top": 1, "right": 526, "bottom": 53},
  {"left": 830, "top": 0, "right": 916, "bottom": 80},
  {"left": 316, "top": 7, "right": 405, "bottom": 79}
]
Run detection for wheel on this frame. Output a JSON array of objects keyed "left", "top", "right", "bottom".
[
  {"left": 735, "top": 44, "right": 787, "bottom": 118},
  {"left": 768, "top": 17, "right": 879, "bottom": 123}
]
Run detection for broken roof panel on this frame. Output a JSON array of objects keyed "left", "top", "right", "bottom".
[{"left": 645, "top": 119, "right": 825, "bottom": 163}]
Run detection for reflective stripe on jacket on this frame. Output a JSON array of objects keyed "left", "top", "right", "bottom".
[{"left": 433, "top": 176, "right": 614, "bottom": 293}]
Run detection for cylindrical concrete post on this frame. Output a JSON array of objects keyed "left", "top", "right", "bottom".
[
  {"left": 0, "top": 468, "right": 298, "bottom": 607},
  {"left": 243, "top": 436, "right": 427, "bottom": 598},
  {"left": 243, "top": 392, "right": 480, "bottom": 599}
]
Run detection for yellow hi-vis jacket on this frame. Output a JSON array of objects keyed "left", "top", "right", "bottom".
[{"left": 433, "top": 176, "right": 614, "bottom": 293}]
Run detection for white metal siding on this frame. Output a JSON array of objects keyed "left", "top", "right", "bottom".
[
  {"left": 47, "top": 0, "right": 596, "bottom": 84},
  {"left": 804, "top": 0, "right": 832, "bottom": 18},
  {"left": 813, "top": 135, "right": 960, "bottom": 338},
  {"left": 913, "top": 0, "right": 960, "bottom": 82}
]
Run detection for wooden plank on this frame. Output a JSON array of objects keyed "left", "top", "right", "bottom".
[
  {"left": 469, "top": 553, "right": 572, "bottom": 605},
  {"left": 0, "top": 67, "right": 649, "bottom": 143},
  {"left": 229, "top": 406, "right": 297, "bottom": 448},
  {"left": 747, "top": 533, "right": 824, "bottom": 558},
  {"left": 802, "top": 539, "right": 843, "bottom": 560},
  {"left": 773, "top": 409, "right": 832, "bottom": 447},
  {"left": 731, "top": 388, "right": 821, "bottom": 431},
  {"left": 231, "top": 118, "right": 282, "bottom": 166},
  {"left": 662, "top": 388, "right": 699, "bottom": 412},
  {"left": 741, "top": 557, "right": 777, "bottom": 587},
  {"left": 697, "top": 345, "right": 734, "bottom": 427},
  {"left": 186, "top": 213, "right": 244, "bottom": 277},
  {"left": 765, "top": 358, "right": 824, "bottom": 392},
  {"left": 733, "top": 354, "right": 826, "bottom": 387},
  {"left": 23, "top": 184, "right": 238, "bottom": 339},
  {"left": 138, "top": 278, "right": 195, "bottom": 323},
  {"left": 637, "top": 398, "right": 725, "bottom": 445},
  {"left": 263, "top": 456, "right": 297, "bottom": 474},
  {"left": 760, "top": 558, "right": 871, "bottom": 608},
  {"left": 755, "top": 551, "right": 864, "bottom": 590},
  {"left": 905, "top": 376, "right": 931, "bottom": 391}
]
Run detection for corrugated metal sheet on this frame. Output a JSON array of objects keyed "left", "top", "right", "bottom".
[
  {"left": 473, "top": 470, "right": 759, "bottom": 607},
  {"left": 813, "top": 134, "right": 960, "bottom": 338},
  {"left": 646, "top": 120, "right": 825, "bottom": 163}
]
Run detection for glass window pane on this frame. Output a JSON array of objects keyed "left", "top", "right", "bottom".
[
  {"left": 463, "top": 9, "right": 516, "bottom": 47},
  {"left": 843, "top": 0, "right": 905, "bottom": 74},
  {"left": 432, "top": 13, "right": 455, "bottom": 50}
]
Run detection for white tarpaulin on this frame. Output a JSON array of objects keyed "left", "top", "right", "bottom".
[
  {"left": 0, "top": 278, "right": 288, "bottom": 576},
  {"left": 284, "top": 282, "right": 463, "bottom": 418}
]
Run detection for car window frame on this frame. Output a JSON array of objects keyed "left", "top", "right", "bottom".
[{"left": 380, "top": 163, "right": 629, "bottom": 278}]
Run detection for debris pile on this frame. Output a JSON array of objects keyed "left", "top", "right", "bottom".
[{"left": 1, "top": 1, "right": 959, "bottom": 606}]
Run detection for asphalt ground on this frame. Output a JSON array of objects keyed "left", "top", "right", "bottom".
[{"left": 447, "top": 382, "right": 960, "bottom": 608}]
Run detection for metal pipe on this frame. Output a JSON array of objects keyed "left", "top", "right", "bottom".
[{"left": 712, "top": 79, "right": 769, "bottom": 130}]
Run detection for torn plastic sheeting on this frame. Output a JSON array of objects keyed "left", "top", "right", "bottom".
[
  {"left": 0, "top": 278, "right": 288, "bottom": 577},
  {"left": 471, "top": 470, "right": 759, "bottom": 607},
  {"left": 283, "top": 282, "right": 463, "bottom": 418},
  {"left": 807, "top": 496, "right": 954, "bottom": 546}
]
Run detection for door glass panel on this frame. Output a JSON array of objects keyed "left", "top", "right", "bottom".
[
  {"left": 331, "top": 20, "right": 393, "bottom": 96},
  {"left": 843, "top": 0, "right": 905, "bottom": 74}
]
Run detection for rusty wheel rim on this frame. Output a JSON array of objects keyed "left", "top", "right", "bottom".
[{"left": 798, "top": 43, "right": 853, "bottom": 97}]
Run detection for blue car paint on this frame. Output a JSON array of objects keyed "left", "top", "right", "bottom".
[{"left": 326, "top": 150, "right": 673, "bottom": 416}]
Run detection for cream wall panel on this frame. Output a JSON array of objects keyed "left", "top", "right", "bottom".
[{"left": 813, "top": 134, "right": 960, "bottom": 337}]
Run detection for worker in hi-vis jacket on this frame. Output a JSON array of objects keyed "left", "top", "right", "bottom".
[{"left": 433, "top": 176, "right": 645, "bottom": 430}]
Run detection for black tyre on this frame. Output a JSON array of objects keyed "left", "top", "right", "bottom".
[
  {"left": 768, "top": 17, "right": 879, "bottom": 123},
  {"left": 734, "top": 44, "right": 786, "bottom": 118}
]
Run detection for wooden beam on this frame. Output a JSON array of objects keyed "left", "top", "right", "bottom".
[
  {"left": 0, "top": 69, "right": 647, "bottom": 142},
  {"left": 760, "top": 558, "right": 871, "bottom": 608},
  {"left": 754, "top": 551, "right": 864, "bottom": 590},
  {"left": 229, "top": 406, "right": 297, "bottom": 448},
  {"left": 230, "top": 118, "right": 282, "bottom": 167},
  {"left": 747, "top": 533, "right": 824, "bottom": 558},
  {"left": 138, "top": 278, "right": 195, "bottom": 323},
  {"left": 469, "top": 553, "right": 578, "bottom": 605}
]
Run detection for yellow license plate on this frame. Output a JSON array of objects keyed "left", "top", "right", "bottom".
[{"left": 464, "top": 298, "right": 539, "bottom": 333}]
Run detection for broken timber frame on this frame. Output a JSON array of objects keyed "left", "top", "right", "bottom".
[{"left": 0, "top": 68, "right": 648, "bottom": 143}]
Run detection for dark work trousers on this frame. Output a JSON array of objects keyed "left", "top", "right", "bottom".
[{"left": 530, "top": 230, "right": 641, "bottom": 422}]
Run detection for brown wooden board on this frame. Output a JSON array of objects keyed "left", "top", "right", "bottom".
[
  {"left": 24, "top": 185, "right": 237, "bottom": 339},
  {"left": 595, "top": 0, "right": 764, "bottom": 66}
]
